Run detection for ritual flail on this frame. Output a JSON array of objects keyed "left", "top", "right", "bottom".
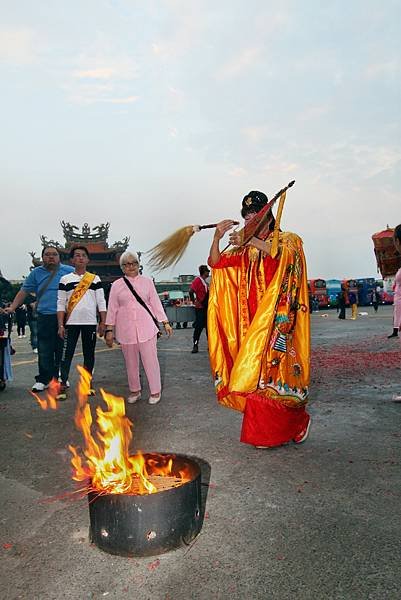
[{"left": 146, "top": 180, "right": 295, "bottom": 271}]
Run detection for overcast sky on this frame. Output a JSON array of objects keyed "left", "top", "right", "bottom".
[{"left": 1, "top": 0, "right": 400, "bottom": 281}]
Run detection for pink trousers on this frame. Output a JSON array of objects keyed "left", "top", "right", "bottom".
[{"left": 121, "top": 336, "right": 161, "bottom": 395}]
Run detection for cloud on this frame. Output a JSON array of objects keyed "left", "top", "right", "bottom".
[
  {"left": 305, "top": 141, "right": 401, "bottom": 183},
  {"left": 151, "top": 6, "right": 204, "bottom": 61},
  {"left": 241, "top": 126, "right": 269, "bottom": 144},
  {"left": 67, "top": 90, "right": 138, "bottom": 106},
  {"left": 72, "top": 56, "right": 138, "bottom": 81},
  {"left": 217, "top": 46, "right": 263, "bottom": 80},
  {"left": 73, "top": 67, "right": 121, "bottom": 80},
  {"left": 364, "top": 59, "right": 401, "bottom": 81},
  {"left": 100, "top": 95, "right": 139, "bottom": 104},
  {"left": 298, "top": 104, "right": 330, "bottom": 123},
  {"left": 66, "top": 53, "right": 139, "bottom": 105},
  {"left": 228, "top": 166, "right": 248, "bottom": 177},
  {"left": 0, "top": 27, "right": 39, "bottom": 65}
]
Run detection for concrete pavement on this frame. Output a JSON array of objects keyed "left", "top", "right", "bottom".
[{"left": 1, "top": 306, "right": 400, "bottom": 600}]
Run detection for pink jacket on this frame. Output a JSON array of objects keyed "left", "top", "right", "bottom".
[{"left": 106, "top": 276, "right": 168, "bottom": 344}]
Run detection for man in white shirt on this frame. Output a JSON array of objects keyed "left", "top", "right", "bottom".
[{"left": 57, "top": 246, "right": 107, "bottom": 399}]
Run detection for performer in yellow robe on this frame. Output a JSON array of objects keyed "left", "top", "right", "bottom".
[{"left": 207, "top": 190, "right": 311, "bottom": 448}]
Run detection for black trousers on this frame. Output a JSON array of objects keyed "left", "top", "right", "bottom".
[
  {"left": 193, "top": 307, "right": 207, "bottom": 344},
  {"left": 17, "top": 323, "right": 26, "bottom": 336},
  {"left": 60, "top": 325, "right": 97, "bottom": 384},
  {"left": 36, "top": 314, "right": 64, "bottom": 385}
]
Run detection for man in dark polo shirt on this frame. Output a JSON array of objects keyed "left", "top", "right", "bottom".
[
  {"left": 189, "top": 264, "right": 210, "bottom": 354},
  {"left": 6, "top": 246, "right": 74, "bottom": 391}
]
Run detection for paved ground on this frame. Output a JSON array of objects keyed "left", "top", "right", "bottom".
[{"left": 1, "top": 306, "right": 400, "bottom": 600}]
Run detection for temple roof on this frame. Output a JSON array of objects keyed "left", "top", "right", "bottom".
[{"left": 30, "top": 222, "right": 131, "bottom": 275}]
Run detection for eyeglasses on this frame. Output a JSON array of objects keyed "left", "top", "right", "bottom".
[{"left": 122, "top": 261, "right": 139, "bottom": 267}]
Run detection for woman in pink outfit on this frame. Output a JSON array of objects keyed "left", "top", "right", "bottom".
[
  {"left": 392, "top": 225, "right": 401, "bottom": 402},
  {"left": 105, "top": 251, "right": 172, "bottom": 404}
]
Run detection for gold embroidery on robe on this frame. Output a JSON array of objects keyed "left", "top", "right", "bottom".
[{"left": 208, "top": 232, "right": 310, "bottom": 413}]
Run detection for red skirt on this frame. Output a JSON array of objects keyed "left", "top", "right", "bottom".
[{"left": 240, "top": 393, "right": 310, "bottom": 447}]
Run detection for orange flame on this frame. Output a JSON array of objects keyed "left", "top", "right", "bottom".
[
  {"left": 34, "top": 366, "right": 191, "bottom": 495},
  {"left": 69, "top": 366, "right": 184, "bottom": 495},
  {"left": 31, "top": 378, "right": 59, "bottom": 410}
]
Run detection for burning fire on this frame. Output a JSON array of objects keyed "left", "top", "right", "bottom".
[
  {"left": 31, "top": 378, "right": 59, "bottom": 410},
  {"left": 34, "top": 366, "right": 190, "bottom": 495}
]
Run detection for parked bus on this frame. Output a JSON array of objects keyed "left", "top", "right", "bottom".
[
  {"left": 356, "top": 277, "right": 376, "bottom": 306},
  {"left": 308, "top": 278, "right": 329, "bottom": 308},
  {"left": 379, "top": 277, "right": 395, "bottom": 304},
  {"left": 326, "top": 279, "right": 342, "bottom": 307}
]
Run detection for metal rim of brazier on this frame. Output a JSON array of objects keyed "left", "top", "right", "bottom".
[{"left": 88, "top": 453, "right": 202, "bottom": 557}]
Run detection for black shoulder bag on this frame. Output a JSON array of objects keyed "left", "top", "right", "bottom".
[
  {"left": 33, "top": 267, "right": 60, "bottom": 317},
  {"left": 123, "top": 277, "right": 162, "bottom": 338}
]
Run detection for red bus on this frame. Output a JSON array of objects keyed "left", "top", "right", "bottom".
[{"left": 308, "top": 279, "right": 329, "bottom": 308}]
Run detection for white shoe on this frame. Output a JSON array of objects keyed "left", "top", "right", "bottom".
[
  {"left": 128, "top": 392, "right": 141, "bottom": 404},
  {"left": 392, "top": 394, "right": 401, "bottom": 402},
  {"left": 148, "top": 393, "right": 161, "bottom": 405},
  {"left": 32, "top": 382, "right": 48, "bottom": 392},
  {"left": 33, "top": 348, "right": 38, "bottom": 354}
]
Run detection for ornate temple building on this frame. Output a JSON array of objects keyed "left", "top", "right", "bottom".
[{"left": 31, "top": 222, "right": 134, "bottom": 284}]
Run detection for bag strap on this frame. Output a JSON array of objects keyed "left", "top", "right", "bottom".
[
  {"left": 36, "top": 267, "right": 59, "bottom": 306},
  {"left": 123, "top": 277, "right": 160, "bottom": 329}
]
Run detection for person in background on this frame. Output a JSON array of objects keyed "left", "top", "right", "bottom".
[
  {"left": 337, "top": 287, "right": 347, "bottom": 320},
  {"left": 5, "top": 246, "right": 74, "bottom": 391},
  {"left": 371, "top": 287, "right": 380, "bottom": 313},
  {"left": 105, "top": 251, "right": 173, "bottom": 405},
  {"left": 391, "top": 224, "right": 401, "bottom": 401},
  {"left": 388, "top": 265, "right": 400, "bottom": 338},
  {"left": 189, "top": 265, "right": 210, "bottom": 354},
  {"left": 57, "top": 246, "right": 107, "bottom": 400},
  {"left": 349, "top": 290, "right": 358, "bottom": 320},
  {"left": 15, "top": 305, "right": 27, "bottom": 338}
]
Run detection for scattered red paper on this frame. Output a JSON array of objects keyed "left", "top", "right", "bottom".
[
  {"left": 147, "top": 559, "right": 160, "bottom": 571},
  {"left": 3, "top": 543, "right": 13, "bottom": 550}
]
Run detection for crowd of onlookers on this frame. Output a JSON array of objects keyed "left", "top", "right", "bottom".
[{"left": 0, "top": 246, "right": 212, "bottom": 403}]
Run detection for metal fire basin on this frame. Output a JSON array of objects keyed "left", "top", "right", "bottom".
[{"left": 88, "top": 453, "right": 202, "bottom": 557}]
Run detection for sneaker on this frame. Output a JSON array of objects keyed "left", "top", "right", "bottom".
[
  {"left": 33, "top": 348, "right": 38, "bottom": 354},
  {"left": 293, "top": 418, "right": 311, "bottom": 444},
  {"left": 191, "top": 344, "right": 199, "bottom": 354},
  {"left": 59, "top": 377, "right": 71, "bottom": 388},
  {"left": 148, "top": 393, "right": 161, "bottom": 405},
  {"left": 56, "top": 386, "right": 68, "bottom": 401},
  {"left": 392, "top": 394, "right": 401, "bottom": 402},
  {"left": 127, "top": 392, "right": 141, "bottom": 404},
  {"left": 31, "top": 382, "right": 48, "bottom": 392}
]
